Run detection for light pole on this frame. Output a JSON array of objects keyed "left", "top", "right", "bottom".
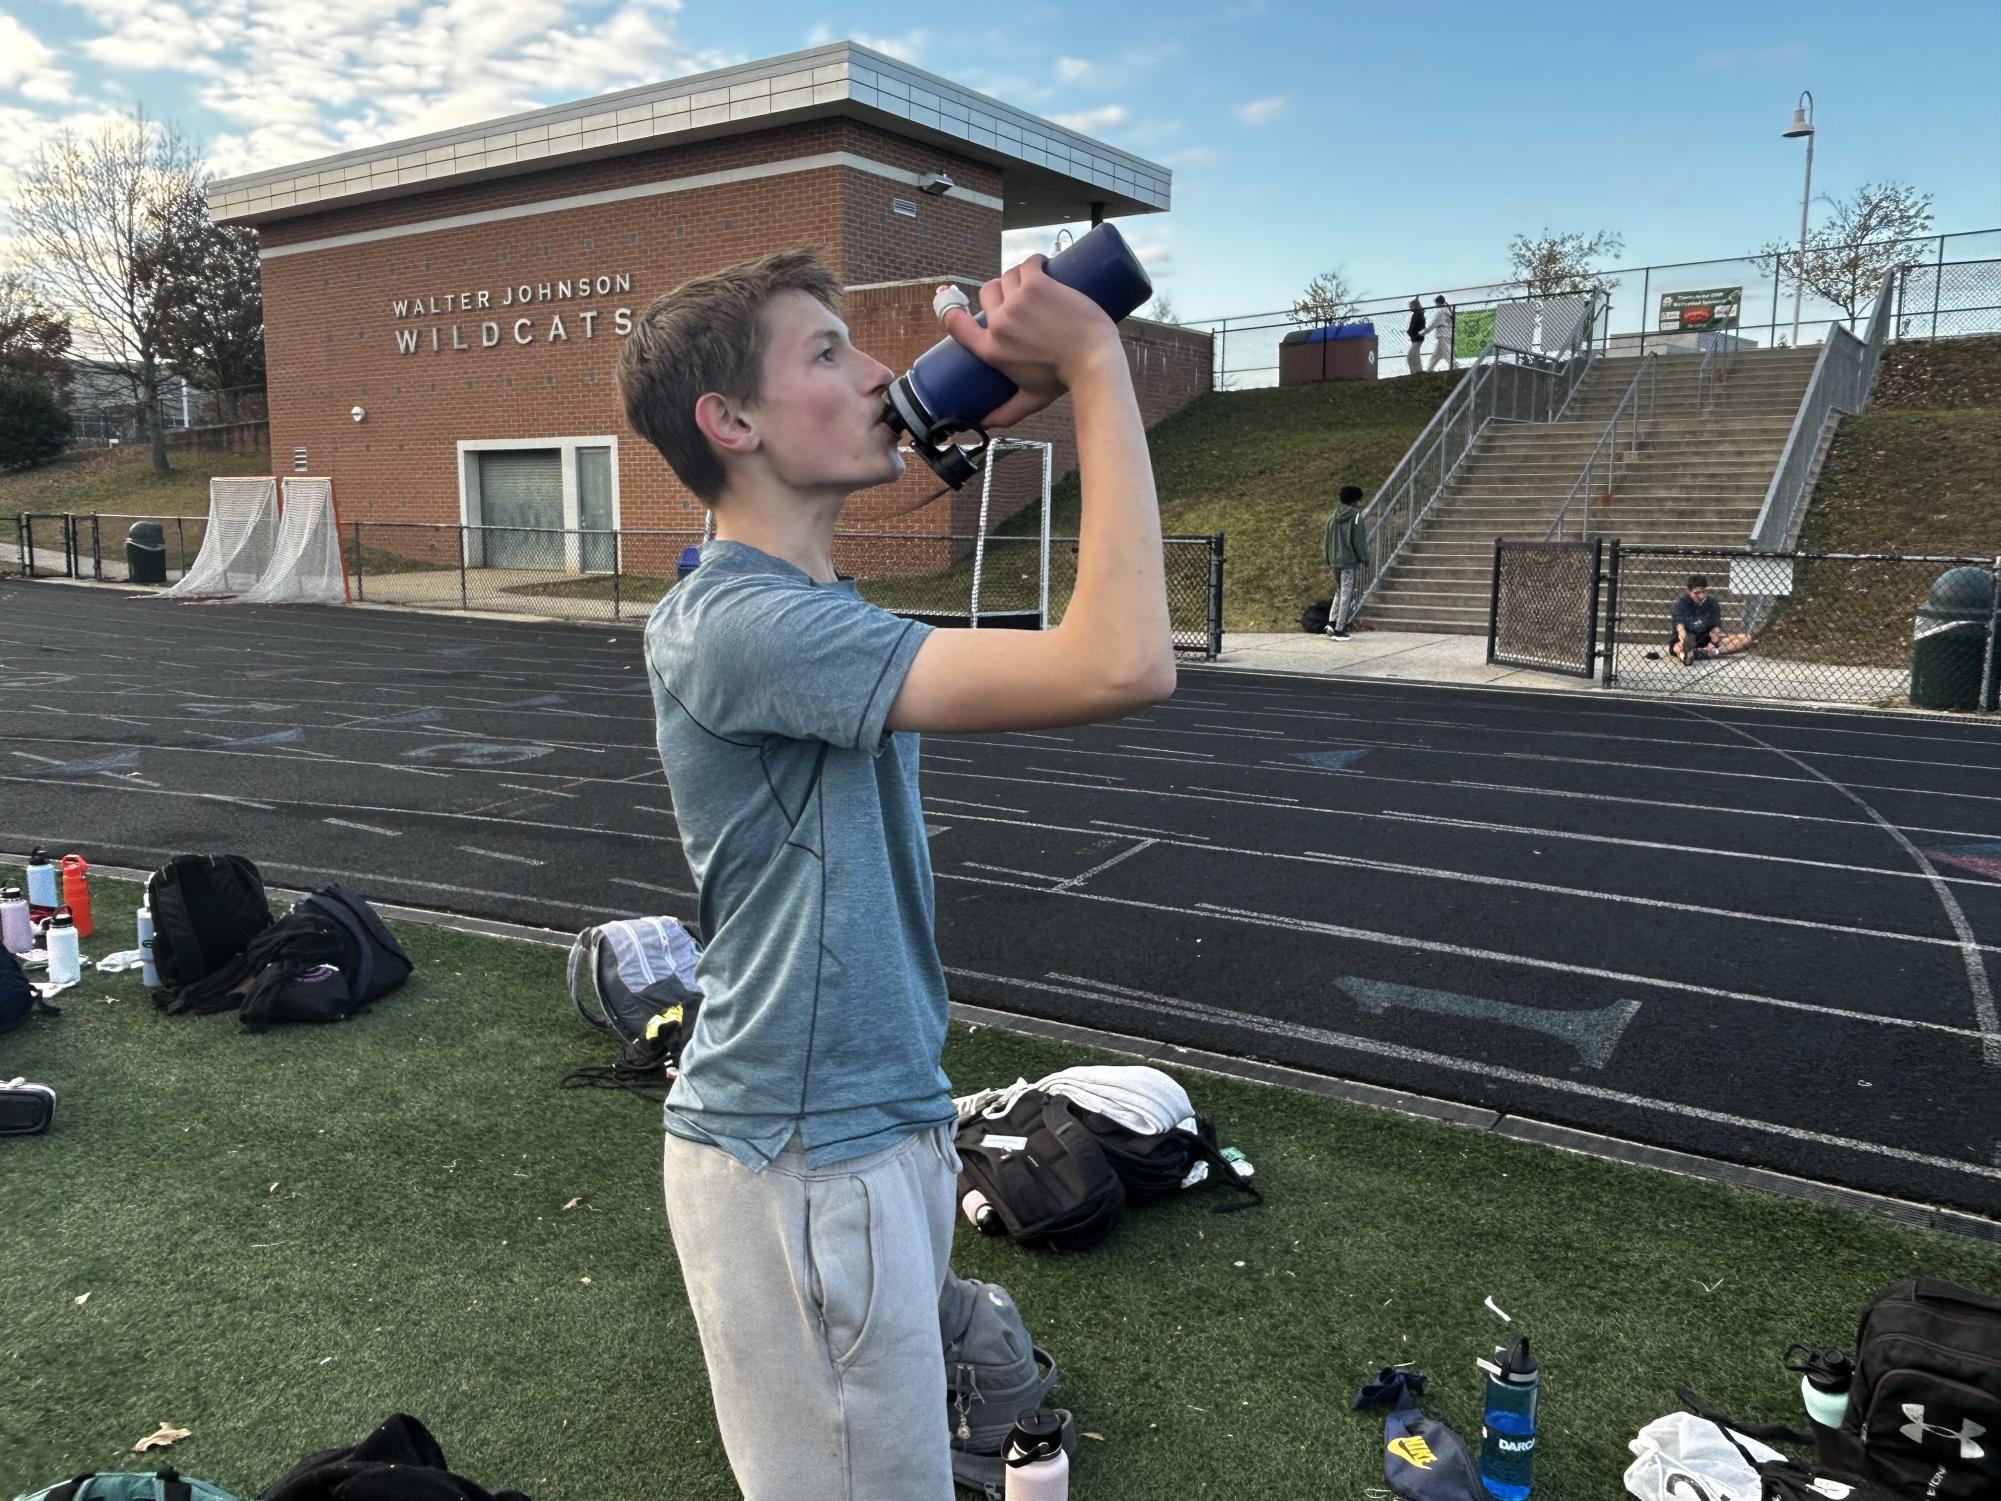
[{"left": 1781, "top": 90, "right": 1815, "bottom": 346}]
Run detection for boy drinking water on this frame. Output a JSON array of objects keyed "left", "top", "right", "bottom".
[{"left": 616, "top": 247, "right": 1174, "bottom": 1499}]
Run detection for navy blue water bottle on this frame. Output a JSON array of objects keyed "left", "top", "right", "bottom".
[
  {"left": 1478, "top": 1335, "right": 1540, "bottom": 1501},
  {"left": 882, "top": 221, "right": 1153, "bottom": 489}
]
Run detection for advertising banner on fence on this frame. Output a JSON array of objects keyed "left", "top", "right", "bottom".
[
  {"left": 1659, "top": 287, "right": 1743, "bottom": 332},
  {"left": 1454, "top": 307, "right": 1495, "bottom": 359}
]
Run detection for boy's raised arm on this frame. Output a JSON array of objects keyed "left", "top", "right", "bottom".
[{"left": 886, "top": 259, "right": 1175, "bottom": 735}]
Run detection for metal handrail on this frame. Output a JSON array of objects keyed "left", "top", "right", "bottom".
[
  {"left": 1353, "top": 291, "right": 1605, "bottom": 613},
  {"left": 1692, "top": 329, "right": 1737, "bottom": 412},
  {"left": 1545, "top": 354, "right": 1659, "bottom": 541},
  {"left": 1747, "top": 266, "right": 1898, "bottom": 556}
]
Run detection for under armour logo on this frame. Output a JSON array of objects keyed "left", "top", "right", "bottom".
[{"left": 1899, "top": 1403, "right": 1986, "bottom": 1459}]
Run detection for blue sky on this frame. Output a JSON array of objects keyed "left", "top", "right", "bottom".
[{"left": 3, "top": 0, "right": 1997, "bottom": 320}]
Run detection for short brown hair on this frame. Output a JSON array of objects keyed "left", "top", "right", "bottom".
[
  {"left": 1687, "top": 574, "right": 1709, "bottom": 590},
  {"left": 617, "top": 248, "right": 842, "bottom": 503}
]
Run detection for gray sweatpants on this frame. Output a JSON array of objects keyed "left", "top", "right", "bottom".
[{"left": 661, "top": 1124, "right": 959, "bottom": 1500}]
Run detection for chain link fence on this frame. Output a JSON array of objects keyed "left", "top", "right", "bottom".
[
  {"left": 1486, "top": 540, "right": 1605, "bottom": 677},
  {"left": 1604, "top": 545, "right": 2001, "bottom": 709},
  {"left": 8, "top": 509, "right": 1224, "bottom": 656},
  {"left": 1895, "top": 259, "right": 2001, "bottom": 341},
  {"left": 1186, "top": 229, "right": 2001, "bottom": 391}
]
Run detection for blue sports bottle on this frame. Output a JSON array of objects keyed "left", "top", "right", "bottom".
[
  {"left": 882, "top": 221, "right": 1153, "bottom": 489},
  {"left": 1478, "top": 1335, "right": 1540, "bottom": 1501}
]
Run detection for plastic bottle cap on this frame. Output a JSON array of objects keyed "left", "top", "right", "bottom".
[{"left": 51, "top": 911, "right": 74, "bottom": 927}]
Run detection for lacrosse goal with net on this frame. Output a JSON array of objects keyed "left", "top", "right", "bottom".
[{"left": 161, "top": 476, "right": 350, "bottom": 604}]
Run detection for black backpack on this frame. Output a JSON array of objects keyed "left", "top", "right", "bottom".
[
  {"left": 1300, "top": 598, "right": 1333, "bottom": 634},
  {"left": 2, "top": 946, "right": 55, "bottom": 1036},
  {"left": 1069, "top": 1105, "right": 1262, "bottom": 1213},
  {"left": 161, "top": 883, "right": 413, "bottom": 1024},
  {"left": 147, "top": 855, "right": 274, "bottom": 994},
  {"left": 1826, "top": 1279, "right": 2001, "bottom": 1500},
  {"left": 954, "top": 1091, "right": 1125, "bottom": 1253}
]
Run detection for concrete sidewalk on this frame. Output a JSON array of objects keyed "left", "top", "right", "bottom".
[{"left": 1204, "top": 629, "right": 1599, "bottom": 689}]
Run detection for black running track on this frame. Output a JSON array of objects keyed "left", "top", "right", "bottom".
[{"left": 6, "top": 579, "right": 2001, "bottom": 1217}]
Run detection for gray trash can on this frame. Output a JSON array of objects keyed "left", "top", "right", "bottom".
[
  {"left": 1910, "top": 565, "right": 2000, "bottom": 711},
  {"left": 125, "top": 520, "right": 167, "bottom": 585}
]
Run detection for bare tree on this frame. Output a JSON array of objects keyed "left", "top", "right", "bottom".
[
  {"left": 10, "top": 112, "right": 201, "bottom": 474},
  {"left": 145, "top": 180, "right": 265, "bottom": 419},
  {"left": 1290, "top": 269, "right": 1361, "bottom": 326},
  {"left": 1143, "top": 290, "right": 1179, "bottom": 325},
  {"left": 1756, "top": 180, "right": 1934, "bottom": 330},
  {"left": 1506, "top": 229, "right": 1625, "bottom": 298},
  {"left": 0, "top": 273, "right": 74, "bottom": 395}
]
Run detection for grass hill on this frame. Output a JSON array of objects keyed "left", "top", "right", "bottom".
[
  {"left": 1803, "top": 335, "right": 2001, "bottom": 558},
  {"left": 0, "top": 443, "right": 268, "bottom": 519},
  {"left": 1003, "top": 371, "right": 1461, "bottom": 630}
]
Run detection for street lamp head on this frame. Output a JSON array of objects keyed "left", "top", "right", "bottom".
[{"left": 1782, "top": 90, "right": 1814, "bottom": 139}]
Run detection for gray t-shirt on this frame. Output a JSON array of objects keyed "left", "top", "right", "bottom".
[{"left": 643, "top": 540, "right": 951, "bottom": 1170}]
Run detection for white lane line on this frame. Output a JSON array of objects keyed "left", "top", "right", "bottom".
[
  {"left": 608, "top": 875, "right": 698, "bottom": 900},
  {"left": 954, "top": 967, "right": 2001, "bottom": 1183},
  {"left": 1293, "top": 845, "right": 1988, "bottom": 954},
  {"left": 0, "top": 773, "right": 681, "bottom": 843},
  {"left": 929, "top": 867, "right": 1989, "bottom": 1044},
  {"left": 1008, "top": 732, "right": 1075, "bottom": 743},
  {"left": 498, "top": 782, "right": 577, "bottom": 797},
  {"left": 962, "top": 861, "right": 1065, "bottom": 883},
  {"left": 1115, "top": 743, "right": 1217, "bottom": 759},
  {"left": 1372, "top": 808, "right": 1996, "bottom": 891},
  {"left": 924, "top": 753, "right": 976, "bottom": 763},
  {"left": 634, "top": 805, "right": 676, "bottom": 816},
  {"left": 1687, "top": 708, "right": 2001, "bottom": 1070},
  {"left": 9, "top": 752, "right": 61, "bottom": 765},
  {"left": 1091, "top": 818, "right": 1211, "bottom": 842},
  {"left": 325, "top": 818, "right": 403, "bottom": 837},
  {"left": 459, "top": 845, "right": 546, "bottom": 867},
  {"left": 1027, "top": 765, "right": 1126, "bottom": 783},
  {"left": 103, "top": 772, "right": 162, "bottom": 787},
  {"left": 1189, "top": 722, "right": 1289, "bottom": 737},
  {"left": 1055, "top": 839, "right": 1155, "bottom": 892},
  {"left": 926, "top": 795, "right": 1030, "bottom": 815}
]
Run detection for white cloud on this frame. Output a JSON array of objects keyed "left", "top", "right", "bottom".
[
  {"left": 1054, "top": 56, "right": 1092, "bottom": 83},
  {"left": 1158, "top": 146, "right": 1222, "bottom": 168},
  {"left": 845, "top": 29, "right": 931, "bottom": 64},
  {"left": 1049, "top": 104, "right": 1128, "bottom": 134},
  {"left": 1233, "top": 95, "right": 1287, "bottom": 126},
  {"left": 0, "top": 15, "right": 77, "bottom": 103}
]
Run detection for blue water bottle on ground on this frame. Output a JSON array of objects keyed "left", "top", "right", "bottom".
[{"left": 1478, "top": 1335, "right": 1539, "bottom": 1501}]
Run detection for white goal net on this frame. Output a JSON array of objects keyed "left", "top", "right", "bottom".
[
  {"left": 161, "top": 477, "right": 279, "bottom": 598},
  {"left": 237, "top": 477, "right": 349, "bottom": 605}
]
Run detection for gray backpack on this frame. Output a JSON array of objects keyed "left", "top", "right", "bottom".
[{"left": 940, "top": 1271, "right": 1077, "bottom": 1497}]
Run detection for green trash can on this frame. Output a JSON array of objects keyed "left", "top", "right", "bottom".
[
  {"left": 125, "top": 520, "right": 167, "bottom": 585},
  {"left": 1910, "top": 565, "right": 2000, "bottom": 710}
]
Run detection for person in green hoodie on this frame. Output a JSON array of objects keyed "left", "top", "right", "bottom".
[{"left": 1323, "top": 483, "right": 1371, "bottom": 639}]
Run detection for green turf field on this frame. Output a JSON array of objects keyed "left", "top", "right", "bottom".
[{"left": 4, "top": 869, "right": 1996, "bottom": 1499}]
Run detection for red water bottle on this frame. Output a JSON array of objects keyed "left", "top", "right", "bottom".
[{"left": 60, "top": 854, "right": 92, "bottom": 938}]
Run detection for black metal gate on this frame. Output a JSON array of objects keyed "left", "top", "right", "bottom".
[{"left": 1486, "top": 537, "right": 1605, "bottom": 678}]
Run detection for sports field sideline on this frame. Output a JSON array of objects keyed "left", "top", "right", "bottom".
[{"left": 5, "top": 577, "right": 1999, "bottom": 1224}]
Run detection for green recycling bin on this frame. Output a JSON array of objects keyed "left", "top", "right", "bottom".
[
  {"left": 1909, "top": 565, "right": 2000, "bottom": 711},
  {"left": 125, "top": 519, "right": 167, "bottom": 585}
]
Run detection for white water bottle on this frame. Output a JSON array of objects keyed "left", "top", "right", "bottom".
[
  {"left": 1003, "top": 1410, "right": 1068, "bottom": 1501},
  {"left": 137, "top": 903, "right": 158, "bottom": 989},
  {"left": 1786, "top": 1345, "right": 1853, "bottom": 1428},
  {"left": 46, "top": 910, "right": 81, "bottom": 986},
  {"left": 0, "top": 886, "right": 29, "bottom": 954}
]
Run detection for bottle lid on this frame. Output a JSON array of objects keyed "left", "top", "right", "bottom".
[
  {"left": 28, "top": 846, "right": 47, "bottom": 864},
  {"left": 50, "top": 909, "right": 74, "bottom": 927},
  {"left": 1497, "top": 1335, "right": 1538, "bottom": 1382},
  {"left": 1784, "top": 1344, "right": 1853, "bottom": 1390},
  {"left": 2, "top": 886, "right": 20, "bottom": 900},
  {"left": 1005, "top": 1409, "right": 1064, "bottom": 1466}
]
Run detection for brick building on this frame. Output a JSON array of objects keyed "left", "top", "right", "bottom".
[{"left": 209, "top": 42, "right": 1212, "bottom": 580}]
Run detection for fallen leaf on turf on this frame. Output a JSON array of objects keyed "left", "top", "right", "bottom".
[
  {"left": 134, "top": 1424, "right": 190, "bottom": 1452},
  {"left": 580, "top": 1276, "right": 592, "bottom": 1284},
  {"left": 74, "top": 1292, "right": 89, "bottom": 1306},
  {"left": 562, "top": 1197, "right": 582, "bottom": 1211},
  {"left": 1083, "top": 1432, "right": 1104, "bottom": 1442},
  {"left": 270, "top": 1182, "right": 280, "bottom": 1193}
]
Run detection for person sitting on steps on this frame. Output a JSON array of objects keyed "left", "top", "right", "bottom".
[{"left": 1669, "top": 574, "right": 1754, "bottom": 665}]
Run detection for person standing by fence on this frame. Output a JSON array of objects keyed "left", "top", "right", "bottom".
[
  {"left": 1323, "top": 483, "right": 1371, "bottom": 639},
  {"left": 1406, "top": 298, "right": 1427, "bottom": 376},
  {"left": 1427, "top": 295, "right": 1456, "bottom": 371}
]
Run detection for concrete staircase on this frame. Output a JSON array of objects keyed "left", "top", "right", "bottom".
[{"left": 1361, "top": 346, "right": 1824, "bottom": 634}]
